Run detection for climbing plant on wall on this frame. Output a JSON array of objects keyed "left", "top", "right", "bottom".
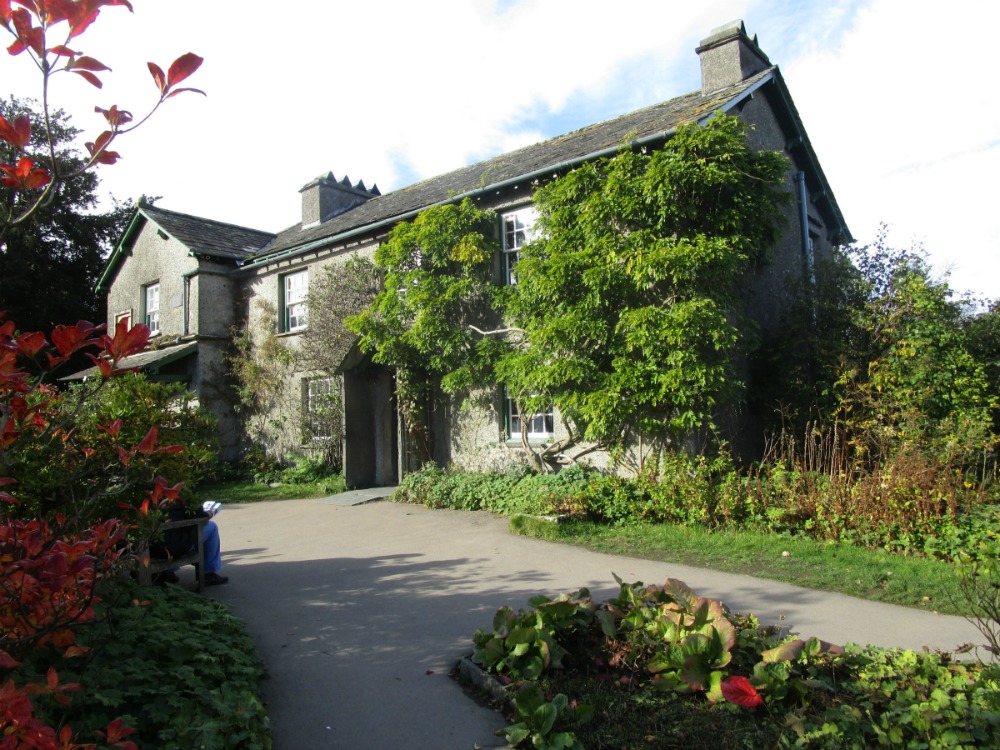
[
  {"left": 497, "top": 114, "right": 789, "bottom": 465},
  {"left": 346, "top": 198, "right": 506, "bottom": 461}
]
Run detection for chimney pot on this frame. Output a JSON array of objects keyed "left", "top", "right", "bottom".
[
  {"left": 696, "top": 20, "right": 771, "bottom": 95},
  {"left": 299, "top": 171, "right": 378, "bottom": 227}
]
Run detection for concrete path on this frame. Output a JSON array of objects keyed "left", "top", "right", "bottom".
[{"left": 200, "top": 494, "right": 984, "bottom": 750}]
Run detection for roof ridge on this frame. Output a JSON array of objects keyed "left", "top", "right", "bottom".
[{"left": 142, "top": 204, "right": 275, "bottom": 237}]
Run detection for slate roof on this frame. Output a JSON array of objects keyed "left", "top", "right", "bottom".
[
  {"left": 137, "top": 206, "right": 275, "bottom": 261},
  {"left": 247, "top": 70, "right": 777, "bottom": 265},
  {"left": 101, "top": 62, "right": 849, "bottom": 282},
  {"left": 61, "top": 340, "right": 198, "bottom": 381}
]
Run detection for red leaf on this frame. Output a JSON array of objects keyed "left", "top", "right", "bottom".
[
  {"left": 147, "top": 61, "right": 166, "bottom": 93},
  {"left": 135, "top": 427, "right": 158, "bottom": 455},
  {"left": 166, "top": 52, "right": 202, "bottom": 87},
  {"left": 97, "top": 418, "right": 123, "bottom": 437},
  {"left": 165, "top": 85, "right": 206, "bottom": 99},
  {"left": 51, "top": 320, "right": 99, "bottom": 356},
  {"left": 8, "top": 8, "right": 44, "bottom": 56},
  {"left": 115, "top": 444, "right": 131, "bottom": 466},
  {"left": 85, "top": 352, "right": 114, "bottom": 377},
  {"left": 67, "top": 7, "right": 99, "bottom": 38},
  {"left": 0, "top": 113, "right": 31, "bottom": 149},
  {"left": 101, "top": 717, "right": 137, "bottom": 745},
  {"left": 86, "top": 130, "right": 119, "bottom": 163},
  {"left": 96, "top": 104, "right": 133, "bottom": 128},
  {"left": 15, "top": 330, "right": 47, "bottom": 358},
  {"left": 72, "top": 68, "right": 104, "bottom": 88},
  {"left": 102, "top": 318, "right": 149, "bottom": 361},
  {"left": 67, "top": 54, "right": 109, "bottom": 71},
  {"left": 720, "top": 675, "right": 762, "bottom": 708},
  {"left": 0, "top": 156, "right": 50, "bottom": 189},
  {"left": 47, "top": 43, "right": 80, "bottom": 57},
  {"left": 0, "top": 650, "right": 21, "bottom": 669}
]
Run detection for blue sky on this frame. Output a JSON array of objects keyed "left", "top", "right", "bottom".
[{"left": 5, "top": 0, "right": 999, "bottom": 299}]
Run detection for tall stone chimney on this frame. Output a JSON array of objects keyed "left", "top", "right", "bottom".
[
  {"left": 695, "top": 20, "right": 771, "bottom": 95},
  {"left": 299, "top": 172, "right": 380, "bottom": 228}
]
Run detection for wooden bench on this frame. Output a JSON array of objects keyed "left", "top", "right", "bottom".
[{"left": 137, "top": 516, "right": 208, "bottom": 592}]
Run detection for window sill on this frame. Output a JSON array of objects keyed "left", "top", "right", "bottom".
[{"left": 505, "top": 437, "right": 553, "bottom": 447}]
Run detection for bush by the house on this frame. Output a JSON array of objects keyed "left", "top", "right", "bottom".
[{"left": 394, "top": 458, "right": 1000, "bottom": 563}]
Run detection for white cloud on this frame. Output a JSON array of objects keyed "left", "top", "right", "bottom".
[
  {"left": 783, "top": 0, "right": 1000, "bottom": 298},
  {"left": 3, "top": 0, "right": 997, "bottom": 299}
]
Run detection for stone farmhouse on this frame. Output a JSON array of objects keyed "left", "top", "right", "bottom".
[{"left": 92, "top": 21, "right": 850, "bottom": 488}]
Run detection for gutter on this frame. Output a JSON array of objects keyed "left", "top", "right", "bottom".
[
  {"left": 182, "top": 269, "right": 198, "bottom": 337},
  {"left": 796, "top": 171, "right": 816, "bottom": 284}
]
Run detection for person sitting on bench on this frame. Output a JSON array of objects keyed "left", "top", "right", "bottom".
[{"left": 153, "top": 499, "right": 229, "bottom": 586}]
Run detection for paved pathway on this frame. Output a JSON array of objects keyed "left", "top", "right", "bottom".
[{"left": 200, "top": 493, "right": 983, "bottom": 749}]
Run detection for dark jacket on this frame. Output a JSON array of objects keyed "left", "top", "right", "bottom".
[{"left": 150, "top": 502, "right": 207, "bottom": 559}]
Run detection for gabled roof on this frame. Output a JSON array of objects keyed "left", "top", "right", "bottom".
[
  {"left": 96, "top": 205, "right": 275, "bottom": 293},
  {"left": 246, "top": 69, "right": 780, "bottom": 267},
  {"left": 138, "top": 206, "right": 275, "bottom": 260}
]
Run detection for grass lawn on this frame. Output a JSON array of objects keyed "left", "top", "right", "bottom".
[
  {"left": 509, "top": 515, "right": 968, "bottom": 616},
  {"left": 198, "top": 476, "right": 347, "bottom": 504}
]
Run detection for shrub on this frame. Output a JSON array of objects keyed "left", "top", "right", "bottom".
[
  {"left": 398, "top": 453, "right": 1000, "bottom": 562},
  {"left": 4, "top": 373, "right": 221, "bottom": 524}
]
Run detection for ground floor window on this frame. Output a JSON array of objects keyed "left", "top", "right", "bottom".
[
  {"left": 305, "top": 377, "right": 338, "bottom": 440},
  {"left": 506, "top": 393, "right": 554, "bottom": 439}
]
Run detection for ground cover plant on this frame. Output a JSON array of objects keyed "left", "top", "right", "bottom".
[
  {"left": 14, "top": 582, "right": 273, "bottom": 749},
  {"left": 467, "top": 577, "right": 1000, "bottom": 749}
]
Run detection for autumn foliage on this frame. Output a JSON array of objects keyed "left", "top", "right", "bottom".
[
  {"left": 1, "top": 314, "right": 154, "bottom": 748},
  {"left": 0, "top": 0, "right": 203, "bottom": 230},
  {"left": 2, "top": 3, "right": 204, "bottom": 745}
]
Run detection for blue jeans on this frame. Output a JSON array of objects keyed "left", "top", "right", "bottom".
[{"left": 202, "top": 519, "right": 222, "bottom": 574}]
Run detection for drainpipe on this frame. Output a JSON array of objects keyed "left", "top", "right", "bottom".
[
  {"left": 796, "top": 171, "right": 815, "bottom": 285},
  {"left": 181, "top": 270, "right": 198, "bottom": 337}
]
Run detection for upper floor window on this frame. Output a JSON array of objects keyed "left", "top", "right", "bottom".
[
  {"left": 507, "top": 393, "right": 554, "bottom": 440},
  {"left": 143, "top": 282, "right": 160, "bottom": 335},
  {"left": 502, "top": 206, "right": 538, "bottom": 285},
  {"left": 283, "top": 269, "right": 309, "bottom": 332}
]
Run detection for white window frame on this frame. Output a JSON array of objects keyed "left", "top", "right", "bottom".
[
  {"left": 283, "top": 269, "right": 309, "bottom": 332},
  {"left": 507, "top": 393, "right": 554, "bottom": 440},
  {"left": 502, "top": 206, "right": 538, "bottom": 285},
  {"left": 143, "top": 282, "right": 160, "bottom": 335},
  {"left": 306, "top": 377, "right": 336, "bottom": 440}
]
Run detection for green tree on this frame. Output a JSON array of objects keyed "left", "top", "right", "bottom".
[
  {"left": 963, "top": 300, "right": 1000, "bottom": 440},
  {"left": 346, "top": 198, "right": 505, "bottom": 460},
  {"left": 766, "top": 230, "right": 998, "bottom": 478},
  {"left": 0, "top": 97, "right": 131, "bottom": 331},
  {"left": 498, "top": 115, "right": 788, "bottom": 461}
]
